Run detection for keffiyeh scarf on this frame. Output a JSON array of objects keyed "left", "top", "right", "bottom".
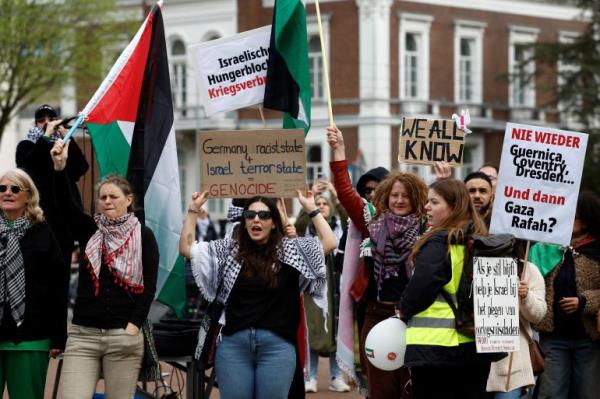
[
  {"left": 25, "top": 126, "right": 61, "bottom": 143},
  {"left": 368, "top": 212, "right": 420, "bottom": 292},
  {"left": 84, "top": 213, "right": 143, "bottom": 295},
  {"left": 0, "top": 216, "right": 29, "bottom": 326}
]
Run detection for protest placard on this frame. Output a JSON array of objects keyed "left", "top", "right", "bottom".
[
  {"left": 474, "top": 257, "right": 520, "bottom": 353},
  {"left": 399, "top": 117, "right": 465, "bottom": 166},
  {"left": 199, "top": 129, "right": 306, "bottom": 198},
  {"left": 489, "top": 123, "right": 588, "bottom": 246},
  {"left": 190, "top": 26, "right": 271, "bottom": 117}
]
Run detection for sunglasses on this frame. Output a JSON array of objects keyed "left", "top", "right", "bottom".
[
  {"left": 243, "top": 210, "right": 272, "bottom": 220},
  {"left": 0, "top": 185, "right": 28, "bottom": 194}
]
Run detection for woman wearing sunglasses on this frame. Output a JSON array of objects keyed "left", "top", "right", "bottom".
[
  {"left": 49, "top": 141, "right": 159, "bottom": 399},
  {"left": 0, "top": 169, "right": 67, "bottom": 398},
  {"left": 180, "top": 191, "right": 337, "bottom": 399}
]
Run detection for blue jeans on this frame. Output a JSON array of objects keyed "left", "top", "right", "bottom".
[
  {"left": 494, "top": 389, "right": 522, "bottom": 399},
  {"left": 309, "top": 350, "right": 341, "bottom": 380},
  {"left": 537, "top": 334, "right": 600, "bottom": 399},
  {"left": 215, "top": 328, "right": 296, "bottom": 399}
]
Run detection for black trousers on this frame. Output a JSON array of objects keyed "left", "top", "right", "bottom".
[{"left": 411, "top": 363, "right": 493, "bottom": 399}]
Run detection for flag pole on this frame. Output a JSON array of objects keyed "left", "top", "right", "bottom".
[
  {"left": 258, "top": 104, "right": 267, "bottom": 128},
  {"left": 62, "top": 114, "right": 85, "bottom": 143},
  {"left": 314, "top": 0, "right": 334, "bottom": 126}
]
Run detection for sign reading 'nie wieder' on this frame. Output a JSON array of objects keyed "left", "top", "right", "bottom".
[
  {"left": 489, "top": 123, "right": 588, "bottom": 246},
  {"left": 199, "top": 129, "right": 306, "bottom": 198},
  {"left": 399, "top": 117, "right": 465, "bottom": 166}
]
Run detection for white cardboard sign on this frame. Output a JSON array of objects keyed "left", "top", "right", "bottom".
[
  {"left": 190, "top": 26, "right": 271, "bottom": 117},
  {"left": 489, "top": 123, "right": 588, "bottom": 246},
  {"left": 474, "top": 257, "right": 520, "bottom": 353}
]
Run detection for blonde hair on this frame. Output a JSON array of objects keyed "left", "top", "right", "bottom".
[
  {"left": 0, "top": 168, "right": 44, "bottom": 224},
  {"left": 372, "top": 171, "right": 428, "bottom": 219}
]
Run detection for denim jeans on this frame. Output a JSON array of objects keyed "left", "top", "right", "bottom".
[
  {"left": 537, "top": 333, "right": 600, "bottom": 399},
  {"left": 309, "top": 350, "right": 341, "bottom": 380},
  {"left": 494, "top": 389, "right": 522, "bottom": 399},
  {"left": 215, "top": 328, "right": 296, "bottom": 399}
]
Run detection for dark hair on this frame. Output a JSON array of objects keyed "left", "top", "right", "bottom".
[
  {"left": 412, "top": 179, "right": 487, "bottom": 260},
  {"left": 97, "top": 174, "right": 136, "bottom": 212},
  {"left": 464, "top": 171, "right": 493, "bottom": 188},
  {"left": 576, "top": 191, "right": 600, "bottom": 239},
  {"left": 372, "top": 171, "right": 428, "bottom": 219},
  {"left": 235, "top": 197, "right": 284, "bottom": 287}
]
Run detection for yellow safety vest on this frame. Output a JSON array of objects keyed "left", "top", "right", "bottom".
[{"left": 406, "top": 244, "right": 474, "bottom": 347}]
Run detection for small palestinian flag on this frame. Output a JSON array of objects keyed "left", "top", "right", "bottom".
[{"left": 263, "top": 0, "right": 311, "bottom": 134}]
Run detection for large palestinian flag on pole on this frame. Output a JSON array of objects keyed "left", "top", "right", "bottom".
[
  {"left": 81, "top": 2, "right": 185, "bottom": 315},
  {"left": 263, "top": 0, "right": 311, "bottom": 134}
]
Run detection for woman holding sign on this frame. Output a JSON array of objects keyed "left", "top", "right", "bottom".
[
  {"left": 486, "top": 240, "right": 547, "bottom": 398},
  {"left": 530, "top": 191, "right": 600, "bottom": 399},
  {"left": 327, "top": 125, "right": 428, "bottom": 398},
  {"left": 398, "top": 179, "right": 491, "bottom": 399},
  {"left": 180, "top": 191, "right": 336, "bottom": 399}
]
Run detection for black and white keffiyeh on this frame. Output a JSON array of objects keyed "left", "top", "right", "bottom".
[
  {"left": 25, "top": 126, "right": 61, "bottom": 143},
  {"left": 204, "top": 237, "right": 327, "bottom": 307},
  {"left": 0, "top": 216, "right": 29, "bottom": 327}
]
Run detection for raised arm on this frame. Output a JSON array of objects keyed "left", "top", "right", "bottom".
[
  {"left": 180, "top": 191, "right": 209, "bottom": 258},
  {"left": 327, "top": 125, "right": 369, "bottom": 236},
  {"left": 297, "top": 189, "right": 337, "bottom": 254}
]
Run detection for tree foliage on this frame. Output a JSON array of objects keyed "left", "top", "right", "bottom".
[
  {"left": 533, "top": 0, "right": 600, "bottom": 191},
  {"left": 0, "top": 0, "right": 133, "bottom": 141}
]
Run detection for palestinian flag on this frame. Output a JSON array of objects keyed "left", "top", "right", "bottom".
[
  {"left": 263, "top": 0, "right": 311, "bottom": 134},
  {"left": 81, "top": 2, "right": 185, "bottom": 315}
]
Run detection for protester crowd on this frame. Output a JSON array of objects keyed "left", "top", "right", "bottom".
[{"left": 0, "top": 105, "right": 598, "bottom": 399}]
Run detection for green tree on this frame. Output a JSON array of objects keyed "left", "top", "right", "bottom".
[
  {"left": 0, "top": 0, "right": 134, "bottom": 141},
  {"left": 533, "top": 0, "right": 600, "bottom": 191}
]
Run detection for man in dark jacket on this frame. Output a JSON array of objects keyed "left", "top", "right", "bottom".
[{"left": 16, "top": 104, "right": 89, "bottom": 309}]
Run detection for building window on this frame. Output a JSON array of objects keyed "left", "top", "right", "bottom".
[
  {"left": 509, "top": 27, "right": 538, "bottom": 108},
  {"left": 306, "top": 144, "right": 323, "bottom": 183},
  {"left": 454, "top": 20, "right": 485, "bottom": 104},
  {"left": 459, "top": 38, "right": 475, "bottom": 101},
  {"left": 404, "top": 33, "right": 420, "bottom": 99},
  {"left": 399, "top": 13, "right": 433, "bottom": 101},
  {"left": 308, "top": 36, "right": 324, "bottom": 100},
  {"left": 170, "top": 39, "right": 187, "bottom": 117}
]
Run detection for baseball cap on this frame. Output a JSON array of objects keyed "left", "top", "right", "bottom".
[{"left": 34, "top": 104, "right": 58, "bottom": 120}]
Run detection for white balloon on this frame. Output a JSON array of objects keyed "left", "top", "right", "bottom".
[{"left": 364, "top": 317, "right": 407, "bottom": 371}]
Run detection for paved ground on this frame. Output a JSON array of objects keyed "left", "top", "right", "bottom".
[{"left": 17, "top": 356, "right": 362, "bottom": 398}]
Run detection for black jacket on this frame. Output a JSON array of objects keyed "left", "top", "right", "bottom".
[
  {"left": 400, "top": 231, "right": 494, "bottom": 367},
  {"left": 0, "top": 222, "right": 68, "bottom": 349},
  {"left": 71, "top": 220, "right": 159, "bottom": 329}
]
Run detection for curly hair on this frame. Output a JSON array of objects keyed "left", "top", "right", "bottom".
[
  {"left": 96, "top": 174, "right": 136, "bottom": 212},
  {"left": 411, "top": 179, "right": 487, "bottom": 260},
  {"left": 0, "top": 168, "right": 44, "bottom": 224},
  {"left": 235, "top": 197, "right": 285, "bottom": 288},
  {"left": 372, "top": 171, "right": 428, "bottom": 219}
]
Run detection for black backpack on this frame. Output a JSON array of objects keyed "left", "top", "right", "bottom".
[{"left": 440, "top": 233, "right": 515, "bottom": 337}]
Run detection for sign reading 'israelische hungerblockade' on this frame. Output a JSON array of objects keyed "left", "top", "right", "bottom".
[
  {"left": 399, "top": 117, "right": 465, "bottom": 166},
  {"left": 489, "top": 123, "right": 588, "bottom": 246},
  {"left": 190, "top": 26, "right": 271, "bottom": 117},
  {"left": 199, "top": 129, "right": 306, "bottom": 198}
]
